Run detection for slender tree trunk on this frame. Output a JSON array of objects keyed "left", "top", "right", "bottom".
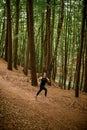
[
  {"left": 14, "top": 0, "right": 20, "bottom": 69},
  {"left": 64, "top": 19, "right": 68, "bottom": 89},
  {"left": 80, "top": 49, "right": 85, "bottom": 91},
  {"left": 24, "top": 3, "right": 30, "bottom": 75},
  {"left": 52, "top": 59, "right": 57, "bottom": 81},
  {"left": 5, "top": 22, "right": 8, "bottom": 61},
  {"left": 27, "top": 0, "right": 37, "bottom": 86},
  {"left": 83, "top": 12, "right": 87, "bottom": 92},
  {"left": 51, "top": 0, "right": 56, "bottom": 80},
  {"left": 51, "top": 0, "right": 55, "bottom": 57},
  {"left": 75, "top": 0, "right": 86, "bottom": 97},
  {"left": 6, "top": 0, "right": 12, "bottom": 70},
  {"left": 40, "top": 12, "right": 44, "bottom": 72},
  {"left": 0, "top": 6, "right": 6, "bottom": 58},
  {"left": 68, "top": 24, "right": 76, "bottom": 90},
  {"left": 46, "top": 0, "right": 51, "bottom": 78},
  {"left": 49, "top": 0, "right": 64, "bottom": 77},
  {"left": 64, "top": 37, "right": 68, "bottom": 89}
]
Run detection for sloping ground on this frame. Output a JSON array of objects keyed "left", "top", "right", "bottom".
[{"left": 0, "top": 59, "right": 87, "bottom": 130}]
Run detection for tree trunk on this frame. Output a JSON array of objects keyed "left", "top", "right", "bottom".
[
  {"left": 49, "top": 0, "right": 64, "bottom": 77},
  {"left": 6, "top": 0, "right": 12, "bottom": 70},
  {"left": 51, "top": 0, "right": 55, "bottom": 57},
  {"left": 83, "top": 12, "right": 87, "bottom": 92},
  {"left": 24, "top": 3, "right": 30, "bottom": 75},
  {"left": 51, "top": 0, "right": 56, "bottom": 80},
  {"left": 64, "top": 37, "right": 68, "bottom": 89},
  {"left": 80, "top": 50, "right": 85, "bottom": 91},
  {"left": 75, "top": 0, "right": 86, "bottom": 97},
  {"left": 46, "top": 0, "right": 51, "bottom": 78},
  {"left": 68, "top": 24, "right": 76, "bottom": 90},
  {"left": 27, "top": 0, "right": 37, "bottom": 86},
  {"left": 40, "top": 12, "right": 44, "bottom": 73},
  {"left": 14, "top": 0, "right": 20, "bottom": 69},
  {"left": 64, "top": 19, "right": 68, "bottom": 89},
  {"left": 5, "top": 22, "right": 8, "bottom": 61},
  {"left": 0, "top": 6, "right": 6, "bottom": 58}
]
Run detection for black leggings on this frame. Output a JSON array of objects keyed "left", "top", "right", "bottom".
[{"left": 36, "top": 86, "right": 47, "bottom": 96}]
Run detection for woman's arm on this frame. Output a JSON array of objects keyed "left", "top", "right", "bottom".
[
  {"left": 47, "top": 77, "right": 51, "bottom": 85},
  {"left": 47, "top": 77, "right": 50, "bottom": 83},
  {"left": 38, "top": 76, "right": 42, "bottom": 82},
  {"left": 38, "top": 76, "right": 42, "bottom": 80}
]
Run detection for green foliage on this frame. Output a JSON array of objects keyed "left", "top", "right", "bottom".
[{"left": 0, "top": 0, "right": 84, "bottom": 89}]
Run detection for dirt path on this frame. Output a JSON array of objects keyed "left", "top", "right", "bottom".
[{"left": 0, "top": 59, "right": 87, "bottom": 130}]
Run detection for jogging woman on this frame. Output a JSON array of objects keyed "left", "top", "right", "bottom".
[{"left": 36, "top": 72, "right": 50, "bottom": 99}]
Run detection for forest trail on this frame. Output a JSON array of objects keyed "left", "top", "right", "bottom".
[{"left": 0, "top": 59, "right": 87, "bottom": 130}]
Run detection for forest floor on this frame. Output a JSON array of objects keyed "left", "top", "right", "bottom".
[{"left": 0, "top": 58, "right": 87, "bottom": 130}]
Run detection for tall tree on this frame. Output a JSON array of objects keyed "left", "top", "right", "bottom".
[
  {"left": 49, "top": 0, "right": 64, "bottom": 78},
  {"left": 27, "top": 0, "right": 37, "bottom": 86},
  {"left": 64, "top": 17, "right": 68, "bottom": 89},
  {"left": 14, "top": 0, "right": 20, "bottom": 69},
  {"left": 6, "top": 0, "right": 12, "bottom": 70},
  {"left": 40, "top": 12, "right": 45, "bottom": 72},
  {"left": 51, "top": 0, "right": 56, "bottom": 80},
  {"left": 83, "top": 8, "right": 87, "bottom": 92},
  {"left": 5, "top": 22, "right": 8, "bottom": 61},
  {"left": 0, "top": 5, "right": 6, "bottom": 58},
  {"left": 75, "top": 0, "right": 86, "bottom": 97},
  {"left": 46, "top": 0, "right": 51, "bottom": 78},
  {"left": 24, "top": 2, "right": 30, "bottom": 75},
  {"left": 68, "top": 23, "right": 76, "bottom": 90}
]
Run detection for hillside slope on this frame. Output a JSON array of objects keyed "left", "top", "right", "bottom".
[{"left": 0, "top": 59, "right": 87, "bottom": 130}]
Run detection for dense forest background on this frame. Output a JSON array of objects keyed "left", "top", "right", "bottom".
[{"left": 0, "top": 0, "right": 87, "bottom": 97}]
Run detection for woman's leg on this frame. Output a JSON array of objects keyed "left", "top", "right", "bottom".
[
  {"left": 43, "top": 87, "right": 47, "bottom": 96},
  {"left": 36, "top": 87, "right": 42, "bottom": 96}
]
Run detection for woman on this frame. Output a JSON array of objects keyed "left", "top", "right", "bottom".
[{"left": 36, "top": 72, "right": 50, "bottom": 99}]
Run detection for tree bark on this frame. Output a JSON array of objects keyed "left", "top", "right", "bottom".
[
  {"left": 0, "top": 6, "right": 6, "bottom": 58},
  {"left": 68, "top": 23, "right": 76, "bottom": 90},
  {"left": 83, "top": 10, "right": 87, "bottom": 92},
  {"left": 24, "top": 2, "right": 30, "bottom": 75},
  {"left": 51, "top": 0, "right": 56, "bottom": 80},
  {"left": 46, "top": 0, "right": 51, "bottom": 78},
  {"left": 5, "top": 22, "right": 8, "bottom": 61},
  {"left": 75, "top": 0, "right": 86, "bottom": 97},
  {"left": 6, "top": 0, "right": 12, "bottom": 70},
  {"left": 40, "top": 12, "right": 44, "bottom": 72},
  {"left": 14, "top": 0, "right": 20, "bottom": 69},
  {"left": 27, "top": 0, "right": 37, "bottom": 86}
]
